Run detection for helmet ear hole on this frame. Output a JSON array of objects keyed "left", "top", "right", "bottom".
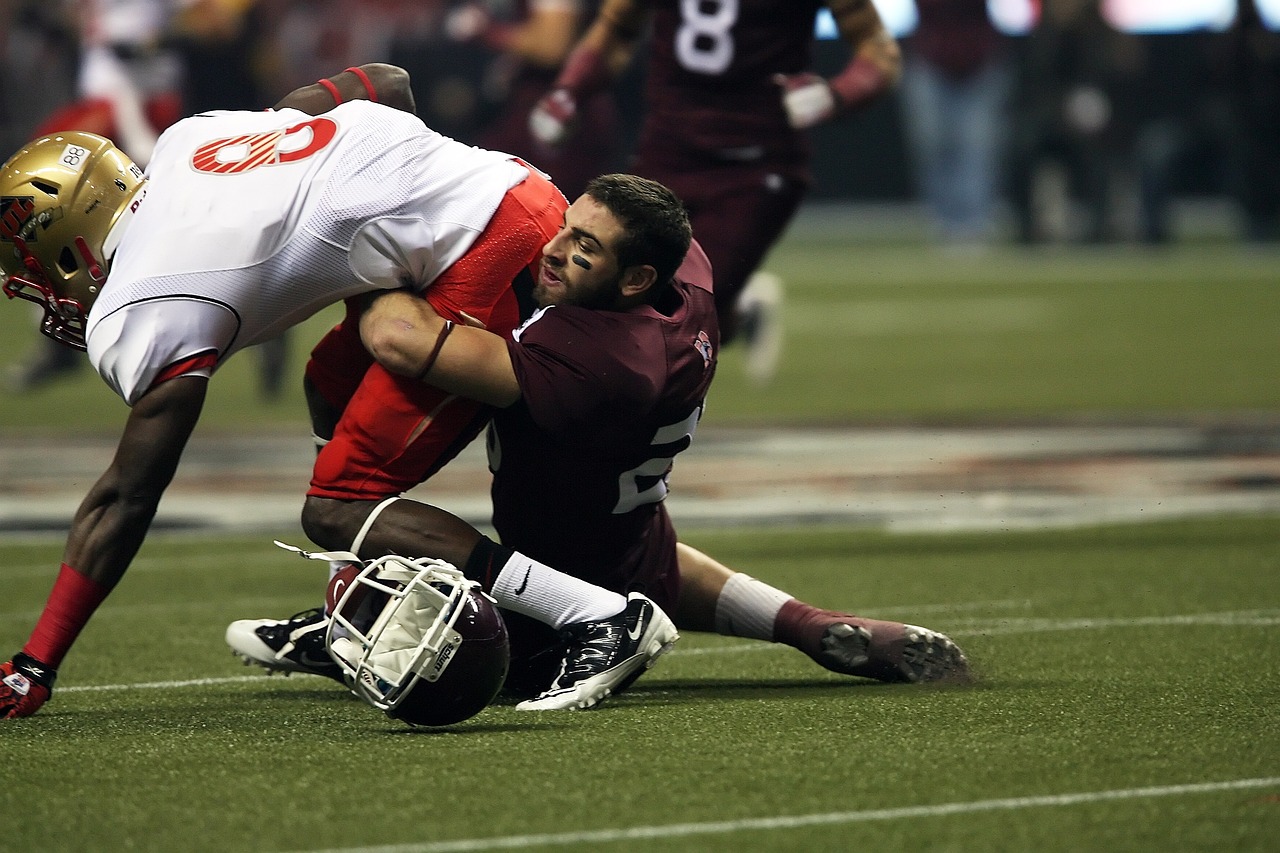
[{"left": 57, "top": 246, "right": 78, "bottom": 275}]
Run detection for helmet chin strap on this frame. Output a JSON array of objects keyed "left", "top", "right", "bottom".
[{"left": 348, "top": 496, "right": 404, "bottom": 557}]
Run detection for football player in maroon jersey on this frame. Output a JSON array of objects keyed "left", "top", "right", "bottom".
[
  {"left": 530, "top": 0, "right": 902, "bottom": 383},
  {"left": 361, "top": 174, "right": 970, "bottom": 702}
]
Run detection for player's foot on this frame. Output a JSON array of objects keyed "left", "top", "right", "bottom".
[
  {"left": 516, "top": 593, "right": 679, "bottom": 711},
  {"left": 735, "top": 271, "right": 783, "bottom": 386},
  {"left": 225, "top": 608, "right": 346, "bottom": 683},
  {"left": 778, "top": 602, "right": 970, "bottom": 684}
]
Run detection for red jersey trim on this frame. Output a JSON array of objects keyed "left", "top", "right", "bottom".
[{"left": 146, "top": 350, "right": 218, "bottom": 394}]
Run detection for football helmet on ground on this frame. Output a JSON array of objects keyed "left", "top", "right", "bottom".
[
  {"left": 326, "top": 554, "right": 509, "bottom": 727},
  {"left": 0, "top": 131, "right": 146, "bottom": 350}
]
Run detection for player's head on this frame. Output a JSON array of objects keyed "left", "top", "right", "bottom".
[
  {"left": 0, "top": 132, "right": 146, "bottom": 350},
  {"left": 585, "top": 173, "right": 691, "bottom": 290},
  {"left": 326, "top": 555, "right": 510, "bottom": 727},
  {"left": 536, "top": 173, "right": 691, "bottom": 311}
]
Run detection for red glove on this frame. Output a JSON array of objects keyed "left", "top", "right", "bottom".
[
  {"left": 529, "top": 88, "right": 579, "bottom": 146},
  {"left": 1, "top": 653, "right": 55, "bottom": 719}
]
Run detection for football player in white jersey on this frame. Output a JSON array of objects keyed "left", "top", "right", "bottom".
[{"left": 0, "top": 63, "right": 678, "bottom": 719}]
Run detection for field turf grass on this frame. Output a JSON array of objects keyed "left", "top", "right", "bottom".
[
  {"left": 0, "top": 236, "right": 1276, "bottom": 850},
  {"left": 0, "top": 241, "right": 1276, "bottom": 431},
  {"left": 2, "top": 518, "right": 1277, "bottom": 852}
]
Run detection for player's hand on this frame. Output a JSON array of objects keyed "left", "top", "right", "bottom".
[
  {"left": 444, "top": 3, "right": 491, "bottom": 43},
  {"left": 0, "top": 654, "right": 55, "bottom": 719},
  {"left": 774, "top": 72, "right": 837, "bottom": 130},
  {"left": 529, "top": 88, "right": 578, "bottom": 146}
]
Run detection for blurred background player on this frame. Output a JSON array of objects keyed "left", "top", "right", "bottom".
[
  {"left": 529, "top": 0, "right": 902, "bottom": 385},
  {"left": 443, "top": 0, "right": 624, "bottom": 201}
]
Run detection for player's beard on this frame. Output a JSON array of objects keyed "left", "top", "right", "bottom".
[{"left": 535, "top": 268, "right": 625, "bottom": 311}]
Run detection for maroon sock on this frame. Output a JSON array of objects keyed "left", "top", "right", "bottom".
[
  {"left": 772, "top": 599, "right": 839, "bottom": 658},
  {"left": 23, "top": 563, "right": 110, "bottom": 668}
]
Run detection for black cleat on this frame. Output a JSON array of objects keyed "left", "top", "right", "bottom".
[
  {"left": 516, "top": 593, "right": 679, "bottom": 710},
  {"left": 225, "top": 608, "right": 345, "bottom": 683}
]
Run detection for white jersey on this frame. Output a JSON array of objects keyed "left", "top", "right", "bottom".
[{"left": 86, "top": 100, "right": 528, "bottom": 404}]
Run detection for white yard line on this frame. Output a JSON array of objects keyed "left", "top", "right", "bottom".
[
  {"left": 56, "top": 608, "right": 1279, "bottom": 694},
  {"left": 292, "top": 777, "right": 1280, "bottom": 853}
]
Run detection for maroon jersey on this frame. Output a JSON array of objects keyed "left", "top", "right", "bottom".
[
  {"left": 639, "top": 0, "right": 828, "bottom": 159},
  {"left": 487, "top": 240, "right": 718, "bottom": 607}
]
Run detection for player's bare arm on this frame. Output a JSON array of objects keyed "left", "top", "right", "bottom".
[
  {"left": 359, "top": 291, "right": 522, "bottom": 409},
  {"left": 831, "top": 0, "right": 902, "bottom": 84},
  {"left": 528, "top": 0, "right": 645, "bottom": 144},
  {"left": 778, "top": 0, "right": 901, "bottom": 129},
  {"left": 505, "top": 6, "right": 581, "bottom": 69},
  {"left": 61, "top": 376, "right": 208, "bottom": 588},
  {"left": 579, "top": 0, "right": 648, "bottom": 74},
  {"left": 274, "top": 63, "right": 416, "bottom": 116}
]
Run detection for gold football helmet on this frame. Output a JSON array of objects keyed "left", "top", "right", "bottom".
[{"left": 0, "top": 131, "right": 145, "bottom": 350}]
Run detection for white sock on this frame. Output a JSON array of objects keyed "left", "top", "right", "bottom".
[
  {"left": 490, "top": 551, "right": 626, "bottom": 629},
  {"left": 713, "top": 573, "right": 792, "bottom": 641}
]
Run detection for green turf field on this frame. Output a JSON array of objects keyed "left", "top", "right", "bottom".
[
  {"left": 1, "top": 519, "right": 1277, "bottom": 851},
  {"left": 0, "top": 240, "right": 1276, "bottom": 430},
  {"left": 0, "top": 235, "right": 1276, "bottom": 850}
]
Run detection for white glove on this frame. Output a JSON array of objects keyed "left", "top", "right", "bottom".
[
  {"left": 529, "top": 89, "right": 578, "bottom": 146},
  {"left": 774, "top": 72, "right": 836, "bottom": 130},
  {"left": 443, "top": 4, "right": 490, "bottom": 42}
]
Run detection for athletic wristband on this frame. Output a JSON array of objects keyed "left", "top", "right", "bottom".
[
  {"left": 415, "top": 320, "right": 455, "bottom": 381},
  {"left": 317, "top": 77, "right": 342, "bottom": 105},
  {"left": 344, "top": 66, "right": 378, "bottom": 102},
  {"left": 554, "top": 45, "right": 611, "bottom": 96}
]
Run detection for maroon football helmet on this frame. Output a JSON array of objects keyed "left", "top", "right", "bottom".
[{"left": 325, "top": 555, "right": 509, "bottom": 727}]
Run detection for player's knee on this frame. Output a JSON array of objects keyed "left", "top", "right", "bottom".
[{"left": 300, "top": 495, "right": 367, "bottom": 552}]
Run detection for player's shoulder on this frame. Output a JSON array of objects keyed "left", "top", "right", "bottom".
[{"left": 677, "top": 240, "right": 714, "bottom": 295}]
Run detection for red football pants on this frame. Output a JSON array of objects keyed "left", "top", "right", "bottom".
[{"left": 307, "top": 168, "right": 566, "bottom": 499}]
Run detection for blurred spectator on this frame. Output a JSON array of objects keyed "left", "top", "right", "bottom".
[
  {"left": 6, "top": 0, "right": 184, "bottom": 393},
  {"left": 898, "top": 0, "right": 1013, "bottom": 247},
  {"left": 1126, "top": 29, "right": 1226, "bottom": 245},
  {"left": 444, "top": 0, "right": 622, "bottom": 200},
  {"left": 42, "top": 0, "right": 186, "bottom": 165},
  {"left": 168, "top": 0, "right": 275, "bottom": 113},
  {"left": 1218, "top": 0, "right": 1280, "bottom": 243},
  {"left": 1005, "top": 0, "right": 1134, "bottom": 244},
  {"left": 1, "top": 1, "right": 79, "bottom": 154}
]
